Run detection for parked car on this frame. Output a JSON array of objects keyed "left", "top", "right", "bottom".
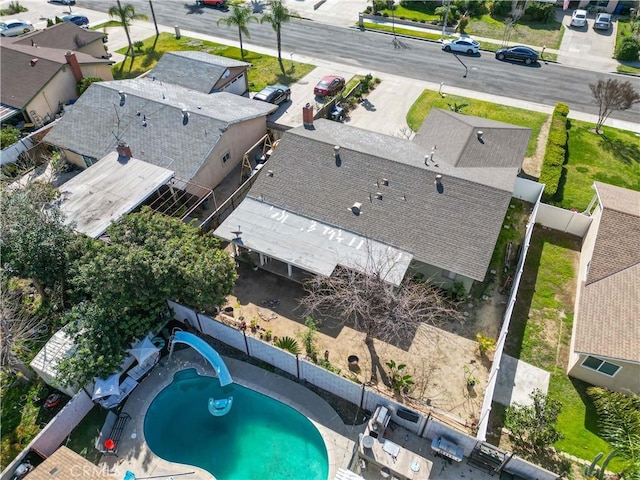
[
  {"left": 196, "top": 0, "right": 225, "bottom": 7},
  {"left": 62, "top": 14, "right": 89, "bottom": 26},
  {"left": 314, "top": 75, "right": 345, "bottom": 97},
  {"left": 594, "top": 13, "right": 612, "bottom": 30},
  {"left": 495, "top": 46, "right": 539, "bottom": 65},
  {"left": 570, "top": 9, "right": 588, "bottom": 27},
  {"left": 0, "top": 20, "right": 34, "bottom": 37},
  {"left": 441, "top": 38, "right": 480, "bottom": 55},
  {"left": 48, "top": 0, "right": 76, "bottom": 5},
  {"left": 253, "top": 85, "right": 291, "bottom": 105}
]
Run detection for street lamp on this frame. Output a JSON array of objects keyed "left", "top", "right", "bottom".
[{"left": 387, "top": 0, "right": 397, "bottom": 46}]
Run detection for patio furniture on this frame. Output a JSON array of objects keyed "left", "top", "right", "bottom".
[
  {"left": 96, "top": 411, "right": 131, "bottom": 456},
  {"left": 98, "top": 377, "right": 139, "bottom": 409},
  {"left": 431, "top": 436, "right": 464, "bottom": 462}
]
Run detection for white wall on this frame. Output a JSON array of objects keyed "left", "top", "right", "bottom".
[
  {"left": 536, "top": 203, "right": 592, "bottom": 238},
  {"left": 513, "top": 177, "right": 544, "bottom": 203}
]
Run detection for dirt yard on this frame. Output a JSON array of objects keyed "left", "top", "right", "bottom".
[{"left": 217, "top": 263, "right": 503, "bottom": 426}]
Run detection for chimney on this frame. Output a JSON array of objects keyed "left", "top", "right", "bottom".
[
  {"left": 64, "top": 51, "right": 83, "bottom": 83},
  {"left": 116, "top": 142, "right": 132, "bottom": 159},
  {"left": 302, "top": 103, "right": 314, "bottom": 128}
]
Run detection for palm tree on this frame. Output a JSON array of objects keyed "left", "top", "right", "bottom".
[
  {"left": 217, "top": 2, "right": 258, "bottom": 60},
  {"left": 108, "top": 1, "right": 149, "bottom": 61},
  {"left": 260, "top": 0, "right": 296, "bottom": 73}
]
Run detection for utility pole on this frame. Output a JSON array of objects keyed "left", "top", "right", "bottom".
[
  {"left": 149, "top": 0, "right": 159, "bottom": 37},
  {"left": 387, "top": 0, "right": 397, "bottom": 47},
  {"left": 440, "top": 0, "right": 451, "bottom": 41}
]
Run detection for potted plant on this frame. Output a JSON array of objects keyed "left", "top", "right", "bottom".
[
  {"left": 250, "top": 318, "right": 259, "bottom": 333},
  {"left": 264, "top": 330, "right": 273, "bottom": 342}
]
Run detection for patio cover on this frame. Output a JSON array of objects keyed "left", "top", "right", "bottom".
[
  {"left": 29, "top": 326, "right": 78, "bottom": 397},
  {"left": 129, "top": 336, "right": 160, "bottom": 365},
  {"left": 92, "top": 373, "right": 120, "bottom": 401},
  {"left": 214, "top": 198, "right": 413, "bottom": 286},
  {"left": 58, "top": 151, "right": 174, "bottom": 238}
]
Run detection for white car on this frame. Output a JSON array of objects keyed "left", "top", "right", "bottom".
[
  {"left": 570, "top": 9, "right": 588, "bottom": 28},
  {"left": 441, "top": 37, "right": 480, "bottom": 55},
  {"left": 0, "top": 19, "right": 34, "bottom": 37}
]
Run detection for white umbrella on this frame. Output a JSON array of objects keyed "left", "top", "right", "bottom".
[
  {"left": 92, "top": 373, "right": 120, "bottom": 400},
  {"left": 129, "top": 336, "right": 159, "bottom": 365}
]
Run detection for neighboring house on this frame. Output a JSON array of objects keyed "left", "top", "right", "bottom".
[
  {"left": 43, "top": 78, "right": 276, "bottom": 191},
  {"left": 149, "top": 51, "right": 251, "bottom": 96},
  {"left": 555, "top": 0, "right": 621, "bottom": 14},
  {"left": 214, "top": 111, "right": 530, "bottom": 290},
  {"left": 12, "top": 21, "right": 109, "bottom": 60},
  {"left": 568, "top": 182, "right": 640, "bottom": 394},
  {"left": 0, "top": 39, "right": 112, "bottom": 125}
]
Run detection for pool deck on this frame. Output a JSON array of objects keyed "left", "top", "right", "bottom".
[{"left": 98, "top": 348, "right": 359, "bottom": 480}]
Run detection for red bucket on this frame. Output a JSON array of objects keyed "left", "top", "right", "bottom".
[{"left": 104, "top": 439, "right": 116, "bottom": 451}]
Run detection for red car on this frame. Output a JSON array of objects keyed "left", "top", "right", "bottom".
[
  {"left": 314, "top": 75, "right": 345, "bottom": 97},
  {"left": 196, "top": 0, "right": 225, "bottom": 7}
]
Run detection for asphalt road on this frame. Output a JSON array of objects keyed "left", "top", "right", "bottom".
[{"left": 82, "top": 1, "right": 640, "bottom": 123}]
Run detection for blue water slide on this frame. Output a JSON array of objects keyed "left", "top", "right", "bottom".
[{"left": 171, "top": 331, "right": 233, "bottom": 387}]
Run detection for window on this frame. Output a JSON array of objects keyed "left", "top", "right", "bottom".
[
  {"left": 221, "top": 152, "right": 231, "bottom": 164},
  {"left": 581, "top": 355, "right": 620, "bottom": 377},
  {"left": 441, "top": 270, "right": 457, "bottom": 280}
]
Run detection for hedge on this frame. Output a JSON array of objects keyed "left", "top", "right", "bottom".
[{"left": 539, "top": 102, "right": 569, "bottom": 202}]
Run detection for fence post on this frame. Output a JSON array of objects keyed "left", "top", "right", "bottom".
[
  {"left": 242, "top": 329, "right": 250, "bottom": 356},
  {"left": 194, "top": 312, "right": 204, "bottom": 333},
  {"left": 296, "top": 354, "right": 300, "bottom": 379},
  {"left": 359, "top": 383, "right": 366, "bottom": 410}
]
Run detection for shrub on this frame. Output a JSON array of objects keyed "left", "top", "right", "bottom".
[
  {"left": 615, "top": 36, "right": 640, "bottom": 61},
  {"left": 524, "top": 1, "right": 555, "bottom": 23},
  {"left": 0, "top": 125, "right": 20, "bottom": 149},
  {"left": 539, "top": 102, "right": 569, "bottom": 202},
  {"left": 476, "top": 333, "right": 496, "bottom": 355},
  {"left": 274, "top": 336, "right": 301, "bottom": 355},
  {"left": 491, "top": 0, "right": 513, "bottom": 17},
  {"left": 458, "top": 14, "right": 469, "bottom": 33},
  {"left": 0, "top": 1, "right": 27, "bottom": 15},
  {"left": 76, "top": 77, "right": 103, "bottom": 96}
]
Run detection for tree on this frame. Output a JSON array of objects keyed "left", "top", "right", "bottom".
[
  {"left": 0, "top": 184, "right": 74, "bottom": 300},
  {"left": 76, "top": 76, "right": 102, "bottom": 96},
  {"left": 59, "top": 208, "right": 237, "bottom": 386},
  {"left": 299, "top": 253, "right": 463, "bottom": 384},
  {"left": 217, "top": 2, "right": 258, "bottom": 61},
  {"left": 108, "top": 1, "right": 148, "bottom": 61},
  {"left": 0, "top": 125, "right": 20, "bottom": 149},
  {"left": 588, "top": 387, "right": 640, "bottom": 479},
  {"left": 589, "top": 79, "right": 640, "bottom": 134},
  {"left": 505, "top": 389, "right": 563, "bottom": 455},
  {"left": 261, "top": 0, "right": 296, "bottom": 73}
]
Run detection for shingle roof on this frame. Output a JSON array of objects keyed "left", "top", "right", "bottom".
[
  {"left": 26, "top": 446, "right": 118, "bottom": 480},
  {"left": 149, "top": 51, "right": 250, "bottom": 93},
  {"left": 246, "top": 118, "right": 528, "bottom": 281},
  {"left": 574, "top": 183, "right": 640, "bottom": 363},
  {"left": 0, "top": 41, "right": 109, "bottom": 109},
  {"left": 44, "top": 78, "right": 274, "bottom": 181},
  {"left": 13, "top": 22, "right": 105, "bottom": 52}
]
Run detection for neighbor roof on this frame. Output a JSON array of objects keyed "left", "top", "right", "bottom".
[
  {"left": 0, "top": 41, "right": 110, "bottom": 109},
  {"left": 58, "top": 152, "right": 175, "bottom": 238},
  {"left": 12, "top": 22, "right": 105, "bottom": 52},
  {"left": 149, "top": 51, "right": 250, "bottom": 93},
  {"left": 218, "top": 117, "right": 529, "bottom": 281},
  {"left": 574, "top": 183, "right": 640, "bottom": 363},
  {"left": 26, "top": 447, "right": 118, "bottom": 480},
  {"left": 44, "top": 78, "right": 275, "bottom": 181}
]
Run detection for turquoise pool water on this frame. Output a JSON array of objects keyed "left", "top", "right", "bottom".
[{"left": 144, "top": 369, "right": 329, "bottom": 480}]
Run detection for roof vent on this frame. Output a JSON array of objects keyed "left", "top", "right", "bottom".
[
  {"left": 30, "top": 58, "right": 38, "bottom": 66},
  {"left": 351, "top": 202, "right": 362, "bottom": 216},
  {"left": 375, "top": 192, "right": 383, "bottom": 200},
  {"left": 381, "top": 178, "right": 389, "bottom": 186},
  {"left": 267, "top": 170, "right": 274, "bottom": 177},
  {"left": 334, "top": 145, "right": 340, "bottom": 155},
  {"left": 477, "top": 130, "right": 484, "bottom": 142},
  {"left": 118, "top": 90, "right": 127, "bottom": 106},
  {"left": 435, "top": 174, "right": 444, "bottom": 194},
  {"left": 181, "top": 108, "right": 189, "bottom": 125}
]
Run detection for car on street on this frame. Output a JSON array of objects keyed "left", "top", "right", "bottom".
[
  {"left": 594, "top": 13, "right": 612, "bottom": 30},
  {"left": 62, "top": 14, "right": 89, "bottom": 26},
  {"left": 314, "top": 75, "right": 345, "bottom": 97},
  {"left": 570, "top": 9, "right": 588, "bottom": 27},
  {"left": 495, "top": 46, "right": 539, "bottom": 65},
  {"left": 0, "top": 19, "right": 34, "bottom": 37},
  {"left": 196, "top": 0, "right": 225, "bottom": 7},
  {"left": 441, "top": 37, "right": 480, "bottom": 55},
  {"left": 48, "top": 0, "right": 76, "bottom": 5},
  {"left": 253, "top": 85, "right": 291, "bottom": 105}
]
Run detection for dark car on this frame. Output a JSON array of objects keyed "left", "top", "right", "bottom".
[
  {"left": 314, "top": 75, "right": 345, "bottom": 97},
  {"left": 495, "top": 46, "right": 539, "bottom": 65},
  {"left": 48, "top": 0, "right": 76, "bottom": 5},
  {"left": 62, "top": 14, "right": 89, "bottom": 26},
  {"left": 253, "top": 85, "right": 291, "bottom": 105}
]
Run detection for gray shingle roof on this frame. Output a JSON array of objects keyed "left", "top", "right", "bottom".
[
  {"left": 574, "top": 183, "right": 640, "bottom": 363},
  {"left": 44, "top": 78, "right": 274, "bottom": 181},
  {"left": 13, "top": 22, "right": 105, "bottom": 52},
  {"left": 149, "top": 51, "right": 250, "bottom": 93},
  {"left": 247, "top": 118, "right": 526, "bottom": 281}
]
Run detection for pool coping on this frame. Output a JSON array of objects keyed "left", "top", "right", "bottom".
[{"left": 98, "top": 348, "right": 359, "bottom": 480}]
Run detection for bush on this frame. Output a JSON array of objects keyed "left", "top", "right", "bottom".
[
  {"left": 76, "top": 77, "right": 102, "bottom": 96},
  {"left": 461, "top": 0, "right": 489, "bottom": 18},
  {"left": 524, "top": 1, "right": 555, "bottom": 22},
  {"left": 539, "top": 103, "right": 569, "bottom": 202},
  {"left": 0, "top": 1, "right": 27, "bottom": 15},
  {"left": 615, "top": 36, "right": 640, "bottom": 61},
  {"left": 458, "top": 14, "right": 469, "bottom": 33},
  {"left": 0, "top": 125, "right": 20, "bottom": 149},
  {"left": 491, "top": 0, "right": 513, "bottom": 17}
]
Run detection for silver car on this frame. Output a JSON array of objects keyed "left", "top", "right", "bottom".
[
  {"left": 594, "top": 13, "right": 612, "bottom": 30},
  {"left": 0, "top": 19, "right": 34, "bottom": 37},
  {"left": 570, "top": 9, "right": 588, "bottom": 28},
  {"left": 441, "top": 37, "right": 480, "bottom": 55}
]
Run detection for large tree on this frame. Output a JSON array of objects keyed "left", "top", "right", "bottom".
[
  {"left": 588, "top": 387, "right": 640, "bottom": 479},
  {"left": 218, "top": 2, "right": 258, "bottom": 60},
  {"left": 589, "top": 79, "right": 640, "bottom": 134},
  {"left": 0, "top": 183, "right": 74, "bottom": 300},
  {"left": 260, "top": 0, "right": 296, "bottom": 73},
  {"left": 108, "top": 1, "right": 148, "bottom": 62},
  {"left": 59, "top": 208, "right": 237, "bottom": 386}
]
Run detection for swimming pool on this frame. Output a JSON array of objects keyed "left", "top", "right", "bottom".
[{"left": 144, "top": 369, "right": 329, "bottom": 480}]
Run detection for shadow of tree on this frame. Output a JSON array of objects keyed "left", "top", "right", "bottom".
[
  {"left": 141, "top": 50, "right": 163, "bottom": 68},
  {"left": 598, "top": 133, "right": 640, "bottom": 165}
]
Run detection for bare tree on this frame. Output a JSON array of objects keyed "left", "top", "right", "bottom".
[
  {"left": 299, "top": 251, "right": 464, "bottom": 384},
  {"left": 590, "top": 79, "right": 640, "bottom": 134}
]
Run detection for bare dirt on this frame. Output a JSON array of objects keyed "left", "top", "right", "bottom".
[{"left": 521, "top": 115, "right": 552, "bottom": 180}]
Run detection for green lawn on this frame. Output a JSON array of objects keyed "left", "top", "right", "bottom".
[
  {"left": 505, "top": 229, "right": 625, "bottom": 471},
  {"left": 90, "top": 20, "right": 122, "bottom": 30},
  {"left": 112, "top": 32, "right": 315, "bottom": 91},
  {"left": 407, "top": 90, "right": 548, "bottom": 157},
  {"left": 466, "top": 14, "right": 564, "bottom": 49},
  {"left": 552, "top": 119, "right": 640, "bottom": 211},
  {"left": 614, "top": 19, "right": 640, "bottom": 75},
  {"left": 64, "top": 406, "right": 108, "bottom": 464}
]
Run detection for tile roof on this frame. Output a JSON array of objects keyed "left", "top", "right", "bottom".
[
  {"left": 26, "top": 446, "right": 118, "bottom": 480},
  {"left": 246, "top": 117, "right": 528, "bottom": 281},
  {"left": 44, "top": 78, "right": 274, "bottom": 181},
  {"left": 0, "top": 42, "right": 109, "bottom": 109},
  {"left": 574, "top": 183, "right": 640, "bottom": 363},
  {"left": 149, "top": 51, "right": 250, "bottom": 93},
  {"left": 13, "top": 22, "right": 105, "bottom": 51}
]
